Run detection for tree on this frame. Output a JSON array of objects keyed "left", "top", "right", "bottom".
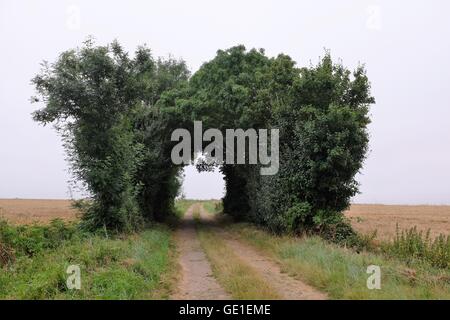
[
  {"left": 32, "top": 39, "right": 189, "bottom": 231},
  {"left": 185, "top": 46, "right": 374, "bottom": 236},
  {"left": 33, "top": 41, "right": 374, "bottom": 238}
]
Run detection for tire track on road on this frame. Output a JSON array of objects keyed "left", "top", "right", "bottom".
[
  {"left": 171, "top": 204, "right": 230, "bottom": 300},
  {"left": 199, "top": 204, "right": 327, "bottom": 300}
]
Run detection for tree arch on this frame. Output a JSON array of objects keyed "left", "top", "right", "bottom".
[{"left": 32, "top": 40, "right": 374, "bottom": 237}]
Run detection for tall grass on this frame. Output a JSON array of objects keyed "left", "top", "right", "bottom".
[{"left": 382, "top": 226, "right": 450, "bottom": 269}]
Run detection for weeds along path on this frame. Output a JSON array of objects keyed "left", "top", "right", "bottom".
[
  {"left": 198, "top": 205, "right": 327, "bottom": 300},
  {"left": 171, "top": 204, "right": 230, "bottom": 300}
]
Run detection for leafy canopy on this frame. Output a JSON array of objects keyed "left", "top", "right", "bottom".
[{"left": 33, "top": 41, "right": 374, "bottom": 237}]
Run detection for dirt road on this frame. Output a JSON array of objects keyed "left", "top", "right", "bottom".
[
  {"left": 172, "top": 202, "right": 326, "bottom": 300},
  {"left": 198, "top": 205, "right": 327, "bottom": 300},
  {"left": 171, "top": 204, "right": 230, "bottom": 299}
]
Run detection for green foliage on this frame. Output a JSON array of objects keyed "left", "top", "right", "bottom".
[
  {"left": 32, "top": 39, "right": 189, "bottom": 231},
  {"left": 185, "top": 46, "right": 374, "bottom": 235},
  {"left": 382, "top": 226, "right": 450, "bottom": 269},
  {"left": 284, "top": 202, "right": 312, "bottom": 232},
  {"left": 33, "top": 41, "right": 374, "bottom": 236},
  {"left": 0, "top": 219, "right": 80, "bottom": 259}
]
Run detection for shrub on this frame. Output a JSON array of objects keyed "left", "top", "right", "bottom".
[
  {"left": 382, "top": 226, "right": 450, "bottom": 269},
  {"left": 284, "top": 202, "right": 312, "bottom": 233}
]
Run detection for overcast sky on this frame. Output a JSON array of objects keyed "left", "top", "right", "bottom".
[{"left": 1, "top": 0, "right": 449, "bottom": 204}]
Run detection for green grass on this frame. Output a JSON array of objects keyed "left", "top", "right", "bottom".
[
  {"left": 0, "top": 218, "right": 81, "bottom": 258},
  {"left": 227, "top": 223, "right": 450, "bottom": 299},
  {"left": 0, "top": 221, "right": 176, "bottom": 299}
]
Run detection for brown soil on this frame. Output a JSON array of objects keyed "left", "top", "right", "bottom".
[
  {"left": 199, "top": 205, "right": 327, "bottom": 300},
  {"left": 345, "top": 204, "right": 450, "bottom": 240},
  {"left": 171, "top": 204, "right": 230, "bottom": 300},
  {"left": 0, "top": 199, "right": 78, "bottom": 224}
]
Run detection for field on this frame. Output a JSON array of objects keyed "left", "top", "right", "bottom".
[
  {"left": 345, "top": 204, "right": 450, "bottom": 240},
  {"left": 0, "top": 199, "right": 77, "bottom": 224},
  {"left": 2, "top": 199, "right": 449, "bottom": 241},
  {"left": 1, "top": 199, "right": 449, "bottom": 300}
]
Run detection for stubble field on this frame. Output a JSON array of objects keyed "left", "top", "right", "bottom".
[
  {"left": 0, "top": 199, "right": 77, "bottom": 224},
  {"left": 345, "top": 204, "right": 450, "bottom": 240}
]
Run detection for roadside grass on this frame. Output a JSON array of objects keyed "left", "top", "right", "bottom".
[
  {"left": 174, "top": 199, "right": 198, "bottom": 218},
  {"left": 192, "top": 208, "right": 280, "bottom": 299},
  {"left": 226, "top": 223, "right": 450, "bottom": 299},
  {"left": 0, "top": 220, "right": 177, "bottom": 299},
  {"left": 202, "top": 200, "right": 222, "bottom": 215}
]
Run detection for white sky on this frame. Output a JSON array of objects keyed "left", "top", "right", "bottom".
[{"left": 1, "top": 0, "right": 449, "bottom": 204}]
